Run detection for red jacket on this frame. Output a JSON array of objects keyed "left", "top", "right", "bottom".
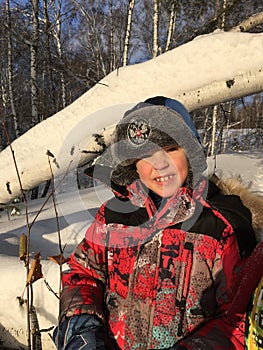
[{"left": 60, "top": 179, "right": 257, "bottom": 349}]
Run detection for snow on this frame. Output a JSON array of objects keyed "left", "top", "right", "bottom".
[
  {"left": 0, "top": 30, "right": 263, "bottom": 203},
  {"left": 207, "top": 152, "right": 263, "bottom": 195},
  {"left": 0, "top": 29, "right": 263, "bottom": 349},
  {"left": 0, "top": 152, "right": 262, "bottom": 349}
]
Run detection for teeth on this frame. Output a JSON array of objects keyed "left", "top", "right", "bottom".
[{"left": 156, "top": 175, "right": 173, "bottom": 182}]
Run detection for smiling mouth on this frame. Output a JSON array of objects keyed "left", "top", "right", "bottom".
[{"left": 155, "top": 175, "right": 175, "bottom": 182}]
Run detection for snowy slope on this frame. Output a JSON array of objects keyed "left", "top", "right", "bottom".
[{"left": 0, "top": 152, "right": 262, "bottom": 349}]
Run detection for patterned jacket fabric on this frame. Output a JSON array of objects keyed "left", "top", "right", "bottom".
[{"left": 59, "top": 178, "right": 257, "bottom": 350}]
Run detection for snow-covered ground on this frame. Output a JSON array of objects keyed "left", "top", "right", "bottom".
[
  {"left": 0, "top": 151, "right": 262, "bottom": 349},
  {"left": 0, "top": 26, "right": 262, "bottom": 350}
]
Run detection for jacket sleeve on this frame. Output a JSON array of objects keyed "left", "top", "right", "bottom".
[
  {"left": 179, "top": 231, "right": 250, "bottom": 350},
  {"left": 59, "top": 204, "right": 108, "bottom": 324},
  {"left": 53, "top": 314, "right": 106, "bottom": 349}
]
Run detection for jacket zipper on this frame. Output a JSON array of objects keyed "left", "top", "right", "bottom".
[{"left": 176, "top": 241, "right": 194, "bottom": 337}]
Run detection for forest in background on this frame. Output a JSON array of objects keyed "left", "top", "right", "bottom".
[{"left": 0, "top": 0, "right": 262, "bottom": 156}]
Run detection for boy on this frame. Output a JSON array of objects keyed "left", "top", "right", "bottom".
[{"left": 54, "top": 97, "right": 257, "bottom": 349}]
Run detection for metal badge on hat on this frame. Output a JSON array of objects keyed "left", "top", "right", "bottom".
[{"left": 127, "top": 119, "right": 151, "bottom": 145}]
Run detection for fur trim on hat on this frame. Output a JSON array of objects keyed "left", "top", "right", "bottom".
[
  {"left": 91, "top": 99, "right": 206, "bottom": 188},
  {"left": 105, "top": 103, "right": 206, "bottom": 186}
]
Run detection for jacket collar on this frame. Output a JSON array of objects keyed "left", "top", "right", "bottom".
[
  {"left": 85, "top": 164, "right": 209, "bottom": 229},
  {"left": 125, "top": 179, "right": 208, "bottom": 229}
]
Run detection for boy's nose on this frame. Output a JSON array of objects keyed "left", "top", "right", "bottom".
[{"left": 150, "top": 150, "right": 169, "bottom": 170}]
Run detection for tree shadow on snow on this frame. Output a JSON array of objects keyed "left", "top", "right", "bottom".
[
  {"left": 0, "top": 207, "right": 99, "bottom": 258},
  {"left": 0, "top": 323, "right": 26, "bottom": 349}
]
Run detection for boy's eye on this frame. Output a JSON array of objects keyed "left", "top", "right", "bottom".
[{"left": 165, "top": 146, "right": 180, "bottom": 152}]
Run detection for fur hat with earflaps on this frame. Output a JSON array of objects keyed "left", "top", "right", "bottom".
[{"left": 89, "top": 96, "right": 207, "bottom": 189}]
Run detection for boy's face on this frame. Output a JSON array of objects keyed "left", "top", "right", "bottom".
[{"left": 136, "top": 146, "right": 188, "bottom": 198}]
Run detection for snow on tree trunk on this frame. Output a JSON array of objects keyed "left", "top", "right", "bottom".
[{"left": 0, "top": 31, "right": 263, "bottom": 204}]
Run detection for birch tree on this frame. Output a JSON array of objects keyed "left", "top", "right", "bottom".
[
  {"left": 50, "top": 0, "right": 66, "bottom": 109},
  {"left": 71, "top": 0, "right": 108, "bottom": 78},
  {"left": 109, "top": 0, "right": 115, "bottom": 71},
  {"left": 201, "top": 107, "right": 211, "bottom": 152},
  {"left": 123, "top": 0, "right": 135, "bottom": 66},
  {"left": 6, "top": 0, "right": 19, "bottom": 138},
  {"left": 210, "top": 104, "right": 218, "bottom": 156},
  {"left": 165, "top": 0, "right": 177, "bottom": 52},
  {"left": 152, "top": 0, "right": 159, "bottom": 57},
  {"left": 43, "top": 0, "right": 56, "bottom": 114},
  {"left": 231, "top": 11, "right": 263, "bottom": 32},
  {"left": 209, "top": 0, "right": 228, "bottom": 156},
  {"left": 221, "top": 0, "right": 227, "bottom": 29},
  {"left": 30, "top": 0, "right": 39, "bottom": 126}
]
